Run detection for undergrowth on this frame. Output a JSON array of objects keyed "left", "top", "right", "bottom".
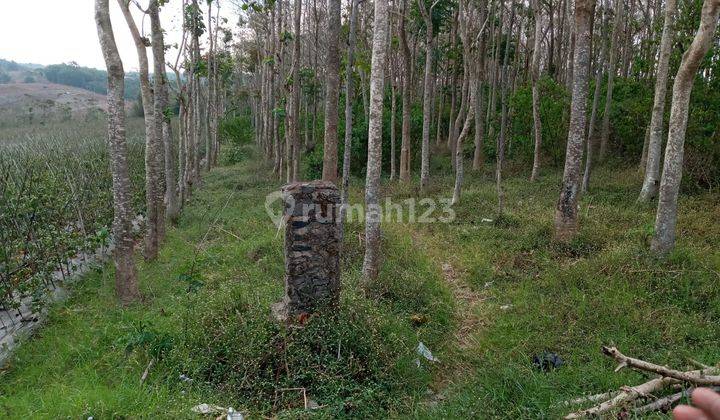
[{"left": 0, "top": 145, "right": 718, "bottom": 419}]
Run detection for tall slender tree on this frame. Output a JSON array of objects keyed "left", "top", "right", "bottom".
[
  {"left": 638, "top": 0, "right": 677, "bottom": 202},
  {"left": 651, "top": 0, "right": 720, "bottom": 255},
  {"left": 322, "top": 0, "right": 341, "bottom": 182},
  {"left": 95, "top": 0, "right": 141, "bottom": 304},
  {"left": 117, "top": 0, "right": 165, "bottom": 260},
  {"left": 553, "top": 0, "right": 596, "bottom": 242},
  {"left": 286, "top": 0, "right": 302, "bottom": 182},
  {"left": 598, "top": 0, "right": 622, "bottom": 161},
  {"left": 398, "top": 0, "right": 412, "bottom": 183},
  {"left": 529, "top": 0, "right": 544, "bottom": 182},
  {"left": 150, "top": 0, "right": 179, "bottom": 223},
  {"left": 418, "top": 0, "right": 439, "bottom": 191},
  {"left": 363, "top": 0, "right": 389, "bottom": 281},
  {"left": 339, "top": 0, "right": 362, "bottom": 239}
]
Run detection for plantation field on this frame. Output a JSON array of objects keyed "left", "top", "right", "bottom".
[
  {"left": 0, "top": 119, "right": 145, "bottom": 318},
  {"left": 0, "top": 145, "right": 717, "bottom": 418}
]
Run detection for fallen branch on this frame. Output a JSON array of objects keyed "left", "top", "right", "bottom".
[
  {"left": 565, "top": 348, "right": 720, "bottom": 418},
  {"left": 602, "top": 346, "right": 720, "bottom": 386},
  {"left": 633, "top": 386, "right": 720, "bottom": 415},
  {"left": 140, "top": 358, "right": 155, "bottom": 383},
  {"left": 557, "top": 391, "right": 619, "bottom": 407},
  {"left": 565, "top": 376, "right": 675, "bottom": 419}
]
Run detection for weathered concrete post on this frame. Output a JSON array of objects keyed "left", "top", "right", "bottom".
[{"left": 272, "top": 181, "right": 341, "bottom": 322}]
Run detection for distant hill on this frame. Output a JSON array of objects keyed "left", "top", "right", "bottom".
[
  {"left": 0, "top": 59, "right": 141, "bottom": 100},
  {"left": 0, "top": 82, "right": 109, "bottom": 123}
]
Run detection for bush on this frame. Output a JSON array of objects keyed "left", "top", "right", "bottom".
[
  {"left": 219, "top": 114, "right": 254, "bottom": 165},
  {"left": 508, "top": 76, "right": 570, "bottom": 166}
]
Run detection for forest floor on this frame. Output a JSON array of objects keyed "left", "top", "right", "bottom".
[{"left": 1, "top": 146, "right": 719, "bottom": 418}]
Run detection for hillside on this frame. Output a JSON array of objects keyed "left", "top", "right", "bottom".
[
  {"left": 0, "top": 82, "right": 108, "bottom": 122},
  {"left": 0, "top": 59, "right": 141, "bottom": 101}
]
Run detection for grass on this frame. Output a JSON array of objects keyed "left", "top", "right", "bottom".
[{"left": 0, "top": 145, "right": 718, "bottom": 419}]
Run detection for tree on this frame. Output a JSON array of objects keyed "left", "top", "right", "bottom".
[
  {"left": 322, "top": 0, "right": 341, "bottom": 183},
  {"left": 553, "top": 0, "right": 596, "bottom": 242},
  {"left": 117, "top": 0, "right": 165, "bottom": 260},
  {"left": 362, "top": 0, "right": 389, "bottom": 281},
  {"left": 94, "top": 0, "right": 141, "bottom": 304},
  {"left": 286, "top": 0, "right": 302, "bottom": 182},
  {"left": 529, "top": 0, "right": 544, "bottom": 182},
  {"left": 597, "top": 0, "right": 622, "bottom": 162},
  {"left": 496, "top": 2, "right": 515, "bottom": 215},
  {"left": 582, "top": 0, "right": 608, "bottom": 193},
  {"left": 651, "top": 0, "right": 720, "bottom": 255},
  {"left": 638, "top": 0, "right": 677, "bottom": 202},
  {"left": 339, "top": 0, "right": 362, "bottom": 239},
  {"left": 149, "top": 0, "right": 179, "bottom": 223},
  {"left": 418, "top": 0, "right": 439, "bottom": 191},
  {"left": 398, "top": 0, "right": 412, "bottom": 183}
]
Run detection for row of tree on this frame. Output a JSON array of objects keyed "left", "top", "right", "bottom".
[
  {"left": 240, "top": 0, "right": 719, "bottom": 280},
  {"left": 95, "top": 0, "right": 229, "bottom": 303}
]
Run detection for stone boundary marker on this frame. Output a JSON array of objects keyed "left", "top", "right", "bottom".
[{"left": 272, "top": 181, "right": 341, "bottom": 322}]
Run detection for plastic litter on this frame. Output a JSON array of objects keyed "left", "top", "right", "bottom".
[
  {"left": 191, "top": 404, "right": 245, "bottom": 419},
  {"left": 191, "top": 404, "right": 226, "bottom": 415},
  {"left": 416, "top": 342, "right": 439, "bottom": 363},
  {"left": 533, "top": 351, "right": 564, "bottom": 372}
]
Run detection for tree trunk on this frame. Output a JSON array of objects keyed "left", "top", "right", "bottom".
[
  {"left": 553, "top": 0, "right": 595, "bottom": 242},
  {"left": 339, "top": 0, "right": 360, "bottom": 240},
  {"left": 362, "top": 0, "right": 388, "bottom": 281},
  {"left": 95, "top": 0, "right": 140, "bottom": 304},
  {"left": 496, "top": 4, "right": 515, "bottom": 215},
  {"left": 598, "top": 0, "right": 622, "bottom": 161},
  {"left": 117, "top": 0, "right": 164, "bottom": 261},
  {"left": 418, "top": 0, "right": 435, "bottom": 192},
  {"left": 638, "top": 0, "right": 677, "bottom": 202},
  {"left": 322, "top": 0, "right": 342, "bottom": 182},
  {"left": 453, "top": 81, "right": 476, "bottom": 205},
  {"left": 582, "top": 2, "right": 607, "bottom": 193},
  {"left": 150, "top": 1, "right": 179, "bottom": 224},
  {"left": 651, "top": 0, "right": 720, "bottom": 255},
  {"left": 398, "top": 0, "right": 412, "bottom": 183},
  {"left": 390, "top": 75, "right": 398, "bottom": 180},
  {"left": 286, "top": 0, "right": 302, "bottom": 182},
  {"left": 530, "top": 0, "right": 544, "bottom": 182}
]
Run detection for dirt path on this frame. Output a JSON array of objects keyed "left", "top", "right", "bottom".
[{"left": 440, "top": 262, "right": 487, "bottom": 350}]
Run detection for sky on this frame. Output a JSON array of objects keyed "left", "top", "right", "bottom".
[{"left": 0, "top": 0, "right": 238, "bottom": 72}]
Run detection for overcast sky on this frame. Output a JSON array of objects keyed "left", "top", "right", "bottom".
[{"left": 1, "top": 0, "right": 238, "bottom": 71}]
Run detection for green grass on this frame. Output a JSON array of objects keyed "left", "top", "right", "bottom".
[{"left": 0, "top": 147, "right": 718, "bottom": 419}]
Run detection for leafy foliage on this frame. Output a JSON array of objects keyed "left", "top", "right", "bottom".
[{"left": 0, "top": 120, "right": 145, "bottom": 312}]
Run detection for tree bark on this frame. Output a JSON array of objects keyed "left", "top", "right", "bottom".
[
  {"left": 530, "top": 0, "right": 544, "bottom": 182},
  {"left": 598, "top": 0, "right": 622, "bottom": 161},
  {"left": 118, "top": 0, "right": 164, "bottom": 261},
  {"left": 95, "top": 0, "right": 140, "bottom": 304},
  {"left": 322, "top": 0, "right": 342, "bottom": 182},
  {"left": 582, "top": 1, "right": 607, "bottom": 193},
  {"left": 286, "top": 0, "right": 302, "bottom": 182},
  {"left": 362, "top": 0, "right": 388, "bottom": 282},
  {"left": 150, "top": 0, "right": 179, "bottom": 224},
  {"left": 638, "top": 0, "right": 677, "bottom": 202},
  {"left": 553, "top": 0, "right": 595, "bottom": 242},
  {"left": 651, "top": 0, "right": 720, "bottom": 255},
  {"left": 398, "top": 0, "right": 412, "bottom": 183},
  {"left": 418, "top": 0, "right": 435, "bottom": 192},
  {"left": 339, "top": 0, "right": 361, "bottom": 240},
  {"left": 496, "top": 3, "right": 515, "bottom": 215}
]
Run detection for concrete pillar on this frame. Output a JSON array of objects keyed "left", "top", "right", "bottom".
[{"left": 272, "top": 180, "right": 340, "bottom": 322}]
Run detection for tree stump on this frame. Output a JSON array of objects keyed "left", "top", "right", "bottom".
[{"left": 272, "top": 181, "right": 341, "bottom": 323}]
